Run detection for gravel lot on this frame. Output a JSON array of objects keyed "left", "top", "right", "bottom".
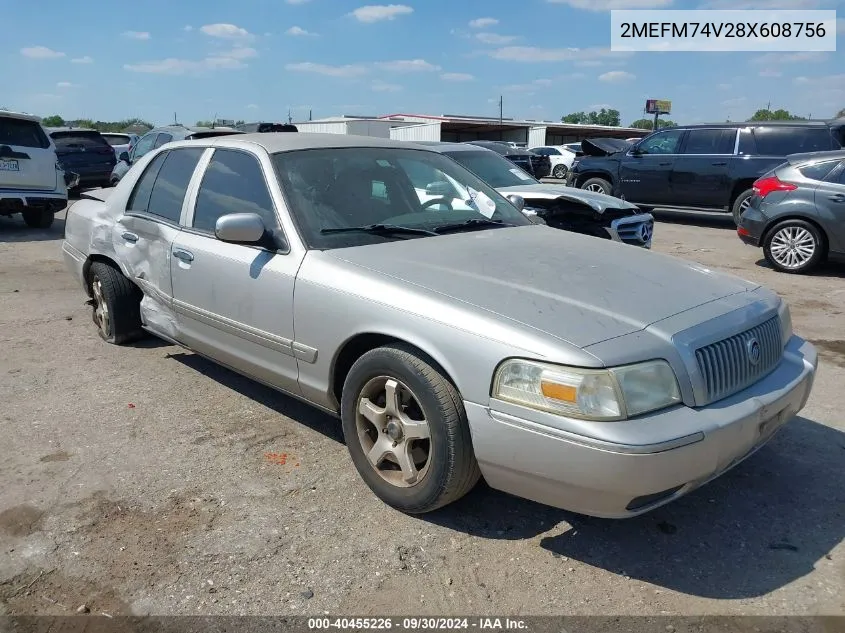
[{"left": 1, "top": 205, "right": 843, "bottom": 617}]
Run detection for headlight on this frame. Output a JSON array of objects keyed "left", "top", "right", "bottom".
[
  {"left": 492, "top": 358, "right": 681, "bottom": 421},
  {"left": 778, "top": 300, "right": 792, "bottom": 347}
]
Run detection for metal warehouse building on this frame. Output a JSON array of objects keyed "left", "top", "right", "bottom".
[{"left": 293, "top": 113, "right": 647, "bottom": 146}]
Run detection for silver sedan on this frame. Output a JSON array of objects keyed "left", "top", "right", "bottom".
[{"left": 62, "top": 133, "right": 817, "bottom": 517}]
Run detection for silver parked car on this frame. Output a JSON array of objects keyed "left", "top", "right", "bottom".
[{"left": 62, "top": 134, "right": 817, "bottom": 518}]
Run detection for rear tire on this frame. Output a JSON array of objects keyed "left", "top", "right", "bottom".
[
  {"left": 22, "top": 209, "right": 54, "bottom": 229},
  {"left": 88, "top": 262, "right": 144, "bottom": 344},
  {"left": 340, "top": 344, "right": 481, "bottom": 514},
  {"left": 763, "top": 219, "right": 825, "bottom": 274},
  {"left": 552, "top": 164, "right": 568, "bottom": 179},
  {"left": 581, "top": 177, "right": 612, "bottom": 195},
  {"left": 731, "top": 189, "right": 754, "bottom": 226}
]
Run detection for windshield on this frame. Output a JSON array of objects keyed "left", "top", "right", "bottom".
[
  {"left": 442, "top": 150, "right": 538, "bottom": 188},
  {"left": 273, "top": 147, "right": 533, "bottom": 249}
]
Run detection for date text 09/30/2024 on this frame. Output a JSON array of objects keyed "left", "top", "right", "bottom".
[{"left": 308, "top": 618, "right": 528, "bottom": 630}]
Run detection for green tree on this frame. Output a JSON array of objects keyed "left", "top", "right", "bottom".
[
  {"left": 747, "top": 108, "right": 804, "bottom": 121},
  {"left": 629, "top": 118, "right": 677, "bottom": 130},
  {"left": 195, "top": 120, "right": 214, "bottom": 127},
  {"left": 41, "top": 115, "right": 65, "bottom": 127},
  {"left": 562, "top": 108, "right": 621, "bottom": 126},
  {"left": 836, "top": 108, "right": 845, "bottom": 118}
]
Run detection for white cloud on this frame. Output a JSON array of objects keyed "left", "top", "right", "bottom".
[
  {"left": 469, "top": 17, "right": 498, "bottom": 28},
  {"left": 71, "top": 55, "right": 93, "bottom": 64},
  {"left": 751, "top": 51, "right": 827, "bottom": 64},
  {"left": 350, "top": 4, "right": 413, "bottom": 23},
  {"left": 56, "top": 81, "right": 77, "bottom": 88},
  {"left": 589, "top": 103, "right": 613, "bottom": 110},
  {"left": 285, "top": 62, "right": 369, "bottom": 77},
  {"left": 372, "top": 80, "right": 402, "bottom": 92},
  {"left": 247, "top": 103, "right": 259, "bottom": 109},
  {"left": 475, "top": 32, "right": 519, "bottom": 45},
  {"left": 123, "top": 31, "right": 151, "bottom": 40},
  {"left": 503, "top": 78, "right": 556, "bottom": 92},
  {"left": 441, "top": 72, "right": 475, "bottom": 81},
  {"left": 598, "top": 70, "right": 635, "bottom": 81},
  {"left": 547, "top": 0, "right": 672, "bottom": 9},
  {"left": 794, "top": 74, "right": 845, "bottom": 86},
  {"left": 183, "top": 25, "right": 193, "bottom": 32},
  {"left": 286, "top": 26, "right": 316, "bottom": 36},
  {"left": 490, "top": 46, "right": 632, "bottom": 63},
  {"left": 374, "top": 59, "right": 441, "bottom": 72},
  {"left": 718, "top": 82, "right": 732, "bottom": 89},
  {"left": 721, "top": 97, "right": 747, "bottom": 107},
  {"left": 125, "top": 47, "right": 258, "bottom": 75},
  {"left": 758, "top": 69, "right": 782, "bottom": 78},
  {"left": 20, "top": 46, "right": 65, "bottom": 59},
  {"left": 200, "top": 23, "right": 255, "bottom": 40}
]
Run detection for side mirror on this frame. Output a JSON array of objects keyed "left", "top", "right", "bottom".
[
  {"left": 119, "top": 151, "right": 130, "bottom": 163},
  {"left": 506, "top": 194, "right": 525, "bottom": 211},
  {"left": 215, "top": 213, "right": 266, "bottom": 244}
]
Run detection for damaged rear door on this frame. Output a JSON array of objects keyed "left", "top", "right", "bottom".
[{"left": 113, "top": 147, "right": 205, "bottom": 340}]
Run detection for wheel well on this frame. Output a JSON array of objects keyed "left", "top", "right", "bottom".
[
  {"left": 762, "top": 215, "right": 829, "bottom": 255},
  {"left": 729, "top": 179, "right": 756, "bottom": 205},
  {"left": 82, "top": 255, "right": 122, "bottom": 296},
  {"left": 330, "top": 333, "right": 460, "bottom": 410}
]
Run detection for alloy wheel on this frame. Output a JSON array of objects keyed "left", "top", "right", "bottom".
[
  {"left": 585, "top": 183, "right": 605, "bottom": 192},
  {"left": 91, "top": 276, "right": 110, "bottom": 336},
  {"left": 769, "top": 226, "right": 816, "bottom": 269},
  {"left": 355, "top": 376, "right": 432, "bottom": 487}
]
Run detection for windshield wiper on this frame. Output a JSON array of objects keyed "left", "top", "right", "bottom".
[
  {"left": 320, "top": 223, "right": 438, "bottom": 237},
  {"left": 432, "top": 218, "right": 515, "bottom": 234}
]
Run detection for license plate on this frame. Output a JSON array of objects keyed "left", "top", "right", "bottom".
[{"left": 0, "top": 159, "right": 20, "bottom": 172}]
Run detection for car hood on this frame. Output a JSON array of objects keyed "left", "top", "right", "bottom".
[
  {"left": 496, "top": 184, "right": 639, "bottom": 212},
  {"left": 326, "top": 225, "right": 759, "bottom": 349},
  {"left": 581, "top": 138, "right": 632, "bottom": 156}
]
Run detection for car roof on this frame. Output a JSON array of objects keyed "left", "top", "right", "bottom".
[
  {"left": 46, "top": 127, "right": 101, "bottom": 134},
  {"left": 786, "top": 149, "right": 845, "bottom": 164},
  {"left": 146, "top": 125, "right": 242, "bottom": 136},
  {"left": 666, "top": 120, "right": 835, "bottom": 130},
  {"left": 183, "top": 132, "right": 447, "bottom": 153},
  {"left": 412, "top": 141, "right": 488, "bottom": 153},
  {"left": 0, "top": 109, "right": 41, "bottom": 122}
]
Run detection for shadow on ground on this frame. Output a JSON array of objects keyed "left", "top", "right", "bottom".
[
  {"left": 651, "top": 209, "right": 736, "bottom": 229},
  {"left": 0, "top": 215, "right": 66, "bottom": 243},
  {"left": 158, "top": 346, "right": 845, "bottom": 601},
  {"left": 754, "top": 257, "right": 845, "bottom": 279}
]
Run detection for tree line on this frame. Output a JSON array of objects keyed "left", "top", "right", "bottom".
[{"left": 559, "top": 107, "right": 845, "bottom": 130}]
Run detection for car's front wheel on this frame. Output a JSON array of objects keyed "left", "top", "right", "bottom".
[
  {"left": 88, "top": 262, "right": 145, "bottom": 344},
  {"left": 580, "top": 177, "right": 612, "bottom": 195},
  {"left": 341, "top": 344, "right": 481, "bottom": 514},
  {"left": 22, "top": 209, "right": 54, "bottom": 229},
  {"left": 552, "top": 164, "right": 568, "bottom": 179},
  {"left": 763, "top": 219, "right": 826, "bottom": 274}
]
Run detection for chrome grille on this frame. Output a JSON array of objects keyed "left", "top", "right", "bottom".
[
  {"left": 695, "top": 316, "right": 782, "bottom": 404},
  {"left": 607, "top": 215, "right": 654, "bottom": 248}
]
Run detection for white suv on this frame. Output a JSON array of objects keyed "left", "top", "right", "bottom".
[
  {"left": 0, "top": 110, "right": 69, "bottom": 229},
  {"left": 530, "top": 145, "right": 579, "bottom": 180}
]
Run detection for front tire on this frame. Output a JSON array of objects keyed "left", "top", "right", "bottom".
[
  {"left": 763, "top": 219, "right": 825, "bottom": 274},
  {"left": 88, "top": 262, "right": 144, "bottom": 344},
  {"left": 552, "top": 164, "right": 568, "bottom": 179},
  {"left": 340, "top": 344, "right": 481, "bottom": 514},
  {"left": 581, "top": 177, "right": 612, "bottom": 195},
  {"left": 731, "top": 189, "right": 754, "bottom": 226},
  {"left": 22, "top": 209, "right": 54, "bottom": 229}
]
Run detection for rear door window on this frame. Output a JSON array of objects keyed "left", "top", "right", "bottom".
[
  {"left": 798, "top": 160, "right": 839, "bottom": 181},
  {"left": 131, "top": 133, "right": 157, "bottom": 161},
  {"left": 153, "top": 133, "right": 173, "bottom": 148},
  {"left": 127, "top": 151, "right": 168, "bottom": 214},
  {"left": 0, "top": 117, "right": 50, "bottom": 148},
  {"left": 683, "top": 129, "right": 736, "bottom": 155},
  {"left": 751, "top": 127, "right": 834, "bottom": 155},
  {"left": 146, "top": 148, "right": 204, "bottom": 223}
]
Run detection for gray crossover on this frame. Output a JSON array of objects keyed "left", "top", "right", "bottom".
[{"left": 63, "top": 133, "right": 817, "bottom": 518}]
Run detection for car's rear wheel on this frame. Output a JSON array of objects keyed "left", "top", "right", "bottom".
[
  {"left": 340, "top": 344, "right": 481, "bottom": 514},
  {"left": 552, "top": 164, "right": 568, "bottom": 179},
  {"left": 22, "top": 209, "right": 54, "bottom": 229},
  {"left": 88, "top": 262, "right": 144, "bottom": 344},
  {"left": 763, "top": 219, "right": 825, "bottom": 274},
  {"left": 731, "top": 189, "right": 754, "bottom": 226},
  {"left": 581, "top": 177, "right": 611, "bottom": 195}
]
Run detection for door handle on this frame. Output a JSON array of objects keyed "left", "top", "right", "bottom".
[
  {"left": 121, "top": 231, "right": 139, "bottom": 243},
  {"left": 172, "top": 249, "right": 194, "bottom": 263},
  {"left": 711, "top": 162, "right": 727, "bottom": 166},
  {"left": 829, "top": 194, "right": 845, "bottom": 202}
]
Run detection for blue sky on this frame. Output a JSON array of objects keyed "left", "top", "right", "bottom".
[{"left": 2, "top": 0, "right": 843, "bottom": 127}]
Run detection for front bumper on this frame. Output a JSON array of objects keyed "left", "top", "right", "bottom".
[{"left": 465, "top": 336, "right": 817, "bottom": 518}]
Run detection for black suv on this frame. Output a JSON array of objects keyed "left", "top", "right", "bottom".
[
  {"left": 465, "top": 140, "right": 552, "bottom": 179},
  {"left": 568, "top": 121, "right": 845, "bottom": 224}
]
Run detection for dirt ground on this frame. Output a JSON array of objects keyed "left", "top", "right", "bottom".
[{"left": 1, "top": 206, "right": 843, "bottom": 617}]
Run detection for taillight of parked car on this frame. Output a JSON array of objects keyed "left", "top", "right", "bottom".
[{"left": 752, "top": 175, "right": 797, "bottom": 199}]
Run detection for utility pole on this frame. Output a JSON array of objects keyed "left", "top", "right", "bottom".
[
  {"left": 309, "top": 109, "right": 312, "bottom": 121},
  {"left": 498, "top": 95, "right": 503, "bottom": 141},
  {"left": 653, "top": 111, "right": 659, "bottom": 131},
  {"left": 288, "top": 109, "right": 293, "bottom": 124},
  {"left": 173, "top": 112, "right": 177, "bottom": 125}
]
